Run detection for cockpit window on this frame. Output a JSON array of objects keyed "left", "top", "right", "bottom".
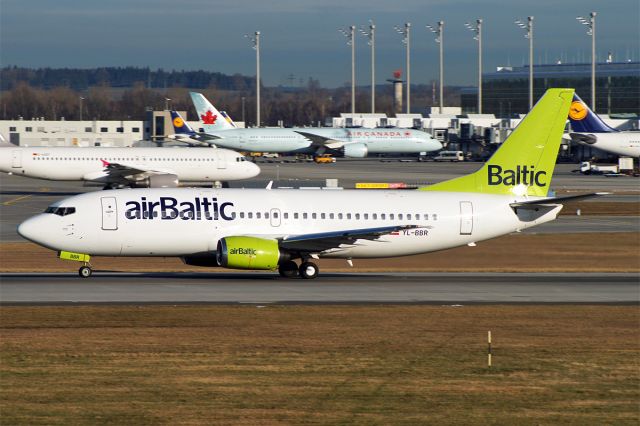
[{"left": 44, "top": 207, "right": 76, "bottom": 216}]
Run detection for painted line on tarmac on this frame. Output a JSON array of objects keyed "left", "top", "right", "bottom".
[{"left": 3, "top": 195, "right": 32, "bottom": 206}]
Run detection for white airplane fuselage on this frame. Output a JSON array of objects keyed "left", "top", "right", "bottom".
[
  {"left": 202, "top": 127, "right": 442, "bottom": 155},
  {"left": 570, "top": 132, "right": 640, "bottom": 158},
  {"left": 0, "top": 147, "right": 260, "bottom": 183},
  {"left": 18, "top": 188, "right": 559, "bottom": 258}
]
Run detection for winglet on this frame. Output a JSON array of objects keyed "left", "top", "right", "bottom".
[
  {"left": 266, "top": 180, "right": 273, "bottom": 190},
  {"left": 100, "top": 159, "right": 110, "bottom": 167}
]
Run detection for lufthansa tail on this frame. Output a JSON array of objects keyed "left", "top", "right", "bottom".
[
  {"left": 420, "top": 88, "right": 574, "bottom": 197},
  {"left": 568, "top": 93, "right": 617, "bottom": 133},
  {"left": 190, "top": 92, "right": 236, "bottom": 132},
  {"left": 170, "top": 110, "right": 198, "bottom": 137}
]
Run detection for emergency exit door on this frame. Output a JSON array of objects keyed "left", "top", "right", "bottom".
[
  {"left": 101, "top": 197, "right": 118, "bottom": 230},
  {"left": 459, "top": 201, "right": 473, "bottom": 235}
]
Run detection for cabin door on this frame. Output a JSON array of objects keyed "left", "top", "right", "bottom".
[
  {"left": 101, "top": 197, "right": 118, "bottom": 230},
  {"left": 11, "top": 150, "right": 21, "bottom": 168},
  {"left": 459, "top": 201, "right": 473, "bottom": 235},
  {"left": 216, "top": 150, "right": 227, "bottom": 169}
]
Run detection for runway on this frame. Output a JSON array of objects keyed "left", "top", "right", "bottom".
[{"left": 1, "top": 272, "right": 638, "bottom": 304}]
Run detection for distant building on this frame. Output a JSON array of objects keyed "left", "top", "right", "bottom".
[{"left": 461, "top": 61, "right": 640, "bottom": 115}]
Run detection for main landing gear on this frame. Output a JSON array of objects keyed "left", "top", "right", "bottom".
[{"left": 278, "top": 260, "right": 319, "bottom": 279}]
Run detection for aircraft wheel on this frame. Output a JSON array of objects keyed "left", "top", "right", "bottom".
[
  {"left": 299, "top": 261, "right": 319, "bottom": 279},
  {"left": 78, "top": 265, "right": 92, "bottom": 278},
  {"left": 278, "top": 260, "right": 299, "bottom": 278}
]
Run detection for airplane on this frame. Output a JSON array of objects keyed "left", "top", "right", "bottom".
[
  {"left": 169, "top": 92, "right": 443, "bottom": 157},
  {"left": 18, "top": 89, "right": 604, "bottom": 279},
  {"left": 567, "top": 93, "right": 640, "bottom": 158},
  {"left": 0, "top": 146, "right": 260, "bottom": 188}
]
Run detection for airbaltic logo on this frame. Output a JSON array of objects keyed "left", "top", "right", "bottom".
[
  {"left": 229, "top": 247, "right": 257, "bottom": 255},
  {"left": 125, "top": 197, "right": 234, "bottom": 221},
  {"left": 487, "top": 165, "right": 547, "bottom": 186}
]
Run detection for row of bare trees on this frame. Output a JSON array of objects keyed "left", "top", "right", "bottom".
[{"left": 0, "top": 81, "right": 460, "bottom": 126}]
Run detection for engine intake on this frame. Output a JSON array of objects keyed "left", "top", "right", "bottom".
[
  {"left": 216, "top": 236, "right": 286, "bottom": 270},
  {"left": 341, "top": 143, "right": 368, "bottom": 158},
  {"left": 133, "top": 174, "right": 179, "bottom": 188}
]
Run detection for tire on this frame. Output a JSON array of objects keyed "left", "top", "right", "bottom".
[
  {"left": 78, "top": 266, "right": 92, "bottom": 278},
  {"left": 298, "top": 262, "right": 319, "bottom": 279},
  {"left": 278, "top": 260, "right": 298, "bottom": 278}
]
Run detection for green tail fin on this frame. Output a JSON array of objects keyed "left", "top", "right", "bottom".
[{"left": 420, "top": 88, "right": 574, "bottom": 196}]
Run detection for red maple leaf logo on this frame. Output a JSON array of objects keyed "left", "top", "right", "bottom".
[{"left": 201, "top": 110, "right": 218, "bottom": 125}]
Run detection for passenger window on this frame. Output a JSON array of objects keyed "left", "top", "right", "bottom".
[
  {"left": 283, "top": 212, "right": 288, "bottom": 219},
  {"left": 424, "top": 213, "right": 429, "bottom": 220},
  {"left": 321, "top": 213, "right": 326, "bottom": 219},
  {"left": 303, "top": 213, "right": 308, "bottom": 219},
  {"left": 372, "top": 213, "right": 377, "bottom": 220},
  {"left": 312, "top": 213, "right": 317, "bottom": 219},
  {"left": 265, "top": 212, "right": 270, "bottom": 219},
  {"left": 433, "top": 214, "right": 438, "bottom": 221},
  {"left": 329, "top": 213, "right": 334, "bottom": 219},
  {"left": 355, "top": 213, "right": 360, "bottom": 220},
  {"left": 381, "top": 213, "right": 386, "bottom": 220},
  {"left": 294, "top": 213, "right": 299, "bottom": 219},
  {"left": 338, "top": 213, "right": 343, "bottom": 219},
  {"left": 390, "top": 214, "right": 395, "bottom": 220},
  {"left": 407, "top": 214, "right": 412, "bottom": 220},
  {"left": 256, "top": 212, "right": 261, "bottom": 219},
  {"left": 240, "top": 212, "right": 245, "bottom": 219},
  {"left": 248, "top": 212, "right": 253, "bottom": 219},
  {"left": 347, "top": 213, "right": 352, "bottom": 219},
  {"left": 364, "top": 213, "right": 369, "bottom": 220},
  {"left": 399, "top": 214, "right": 404, "bottom": 220}
]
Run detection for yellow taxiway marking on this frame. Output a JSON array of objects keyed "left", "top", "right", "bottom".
[{"left": 3, "top": 195, "right": 32, "bottom": 206}]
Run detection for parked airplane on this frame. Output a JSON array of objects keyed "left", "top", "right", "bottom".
[
  {"left": 18, "top": 89, "right": 602, "bottom": 279},
  {"left": 567, "top": 93, "right": 640, "bottom": 157},
  {"left": 0, "top": 146, "right": 260, "bottom": 188},
  {"left": 169, "top": 92, "right": 443, "bottom": 157}
]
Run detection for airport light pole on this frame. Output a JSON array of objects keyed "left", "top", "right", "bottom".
[
  {"left": 339, "top": 25, "right": 356, "bottom": 114},
  {"left": 465, "top": 19, "right": 483, "bottom": 114},
  {"left": 426, "top": 21, "right": 444, "bottom": 113},
  {"left": 245, "top": 31, "right": 261, "bottom": 126},
  {"left": 79, "top": 96, "right": 84, "bottom": 121},
  {"left": 577, "top": 12, "right": 597, "bottom": 111},
  {"left": 165, "top": 98, "right": 171, "bottom": 111},
  {"left": 515, "top": 16, "right": 534, "bottom": 110},
  {"left": 394, "top": 23, "right": 411, "bottom": 113},
  {"left": 360, "top": 20, "right": 376, "bottom": 113}
]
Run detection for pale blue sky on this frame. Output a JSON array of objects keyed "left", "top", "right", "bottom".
[{"left": 1, "top": 0, "right": 638, "bottom": 87}]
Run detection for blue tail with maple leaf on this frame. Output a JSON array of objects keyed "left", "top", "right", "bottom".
[{"left": 190, "top": 92, "right": 236, "bottom": 132}]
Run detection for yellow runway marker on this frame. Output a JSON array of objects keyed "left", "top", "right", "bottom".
[{"left": 2, "top": 195, "right": 32, "bottom": 206}]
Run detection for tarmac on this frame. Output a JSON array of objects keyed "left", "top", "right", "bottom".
[{"left": 1, "top": 272, "right": 637, "bottom": 304}]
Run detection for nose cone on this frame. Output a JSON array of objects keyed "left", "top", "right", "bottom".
[
  {"left": 17, "top": 216, "right": 41, "bottom": 243},
  {"left": 246, "top": 161, "right": 261, "bottom": 178},
  {"left": 428, "top": 137, "right": 444, "bottom": 152}
]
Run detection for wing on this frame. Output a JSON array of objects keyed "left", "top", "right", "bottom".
[
  {"left": 510, "top": 192, "right": 609, "bottom": 208},
  {"left": 279, "top": 225, "right": 420, "bottom": 253},
  {"left": 294, "top": 131, "right": 345, "bottom": 150},
  {"left": 85, "top": 161, "right": 177, "bottom": 184}
]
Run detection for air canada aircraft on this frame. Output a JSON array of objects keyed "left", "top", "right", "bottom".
[
  {"left": 0, "top": 146, "right": 260, "bottom": 188},
  {"left": 18, "top": 89, "right": 604, "bottom": 279},
  {"left": 168, "top": 92, "right": 442, "bottom": 157},
  {"left": 567, "top": 93, "right": 640, "bottom": 158}
]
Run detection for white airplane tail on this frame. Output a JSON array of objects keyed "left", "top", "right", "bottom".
[{"left": 190, "top": 92, "right": 235, "bottom": 132}]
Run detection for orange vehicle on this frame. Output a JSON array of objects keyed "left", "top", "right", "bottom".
[{"left": 314, "top": 154, "right": 336, "bottom": 164}]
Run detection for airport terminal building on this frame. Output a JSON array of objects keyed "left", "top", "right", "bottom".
[{"left": 461, "top": 61, "right": 640, "bottom": 115}]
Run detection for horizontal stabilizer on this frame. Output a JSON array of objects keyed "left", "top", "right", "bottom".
[{"left": 510, "top": 192, "right": 609, "bottom": 208}]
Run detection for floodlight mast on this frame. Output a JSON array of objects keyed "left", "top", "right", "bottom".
[
  {"left": 514, "top": 17, "right": 534, "bottom": 110},
  {"left": 360, "top": 20, "right": 376, "bottom": 113},
  {"left": 394, "top": 23, "right": 411, "bottom": 113},
  {"left": 465, "top": 19, "right": 483, "bottom": 113},
  {"left": 339, "top": 25, "right": 356, "bottom": 114},
  {"left": 245, "top": 31, "right": 261, "bottom": 126},
  {"left": 426, "top": 21, "right": 444, "bottom": 113},
  {"left": 577, "top": 12, "right": 597, "bottom": 111}
]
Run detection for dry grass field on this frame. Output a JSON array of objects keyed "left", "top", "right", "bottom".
[
  {"left": 1, "top": 305, "right": 638, "bottom": 425},
  {"left": 2, "top": 232, "right": 638, "bottom": 273}
]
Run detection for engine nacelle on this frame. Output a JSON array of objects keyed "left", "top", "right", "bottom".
[
  {"left": 216, "top": 236, "right": 285, "bottom": 270},
  {"left": 341, "top": 143, "right": 368, "bottom": 158},
  {"left": 133, "top": 174, "right": 179, "bottom": 188}
]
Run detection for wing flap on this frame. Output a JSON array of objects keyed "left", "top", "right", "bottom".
[{"left": 279, "top": 225, "right": 420, "bottom": 252}]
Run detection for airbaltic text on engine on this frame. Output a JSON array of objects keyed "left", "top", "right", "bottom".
[
  {"left": 125, "top": 197, "right": 234, "bottom": 220},
  {"left": 487, "top": 165, "right": 547, "bottom": 186}
]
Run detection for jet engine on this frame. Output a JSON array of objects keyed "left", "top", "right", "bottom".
[
  {"left": 341, "top": 143, "right": 368, "bottom": 158},
  {"left": 133, "top": 174, "right": 179, "bottom": 188},
  {"left": 216, "top": 236, "right": 288, "bottom": 270}
]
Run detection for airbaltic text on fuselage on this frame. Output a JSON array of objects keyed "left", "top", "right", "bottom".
[
  {"left": 487, "top": 165, "right": 547, "bottom": 186},
  {"left": 125, "top": 197, "right": 234, "bottom": 221}
]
